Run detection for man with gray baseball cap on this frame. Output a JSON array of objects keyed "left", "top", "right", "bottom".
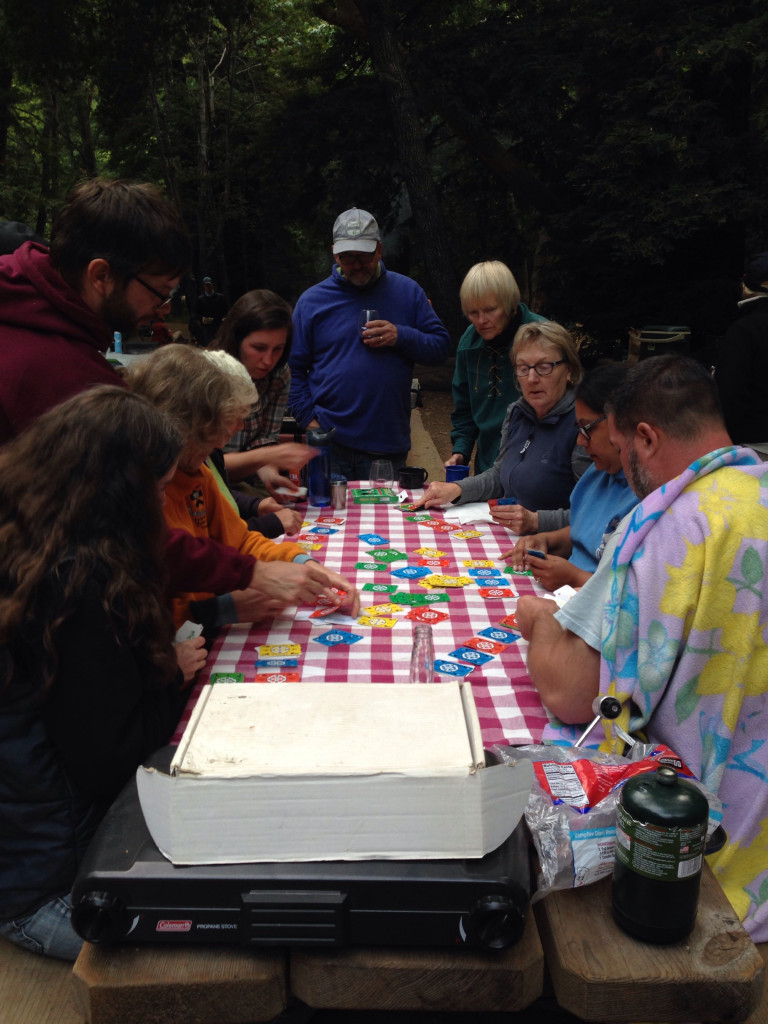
[{"left": 289, "top": 207, "right": 449, "bottom": 479}]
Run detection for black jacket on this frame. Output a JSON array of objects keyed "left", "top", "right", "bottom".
[{"left": 716, "top": 296, "right": 768, "bottom": 443}]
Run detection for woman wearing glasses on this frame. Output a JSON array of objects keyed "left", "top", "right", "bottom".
[
  {"left": 417, "top": 322, "right": 589, "bottom": 516},
  {"left": 502, "top": 364, "right": 637, "bottom": 589}
]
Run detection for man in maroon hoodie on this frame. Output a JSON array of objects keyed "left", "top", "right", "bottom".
[{"left": 0, "top": 177, "right": 354, "bottom": 611}]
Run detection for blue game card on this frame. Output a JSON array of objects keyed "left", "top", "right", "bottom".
[
  {"left": 390, "top": 565, "right": 433, "bottom": 579},
  {"left": 312, "top": 630, "right": 365, "bottom": 647},
  {"left": 449, "top": 646, "right": 495, "bottom": 665},
  {"left": 478, "top": 626, "right": 519, "bottom": 645},
  {"left": 433, "top": 659, "right": 475, "bottom": 677},
  {"left": 467, "top": 567, "right": 498, "bottom": 577},
  {"left": 358, "top": 533, "right": 389, "bottom": 546}
]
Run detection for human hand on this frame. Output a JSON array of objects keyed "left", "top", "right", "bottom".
[
  {"left": 275, "top": 506, "right": 303, "bottom": 536},
  {"left": 489, "top": 503, "right": 538, "bottom": 534},
  {"left": 268, "top": 442, "right": 319, "bottom": 472},
  {"left": 319, "top": 568, "right": 361, "bottom": 617},
  {"left": 515, "top": 595, "right": 559, "bottom": 641},
  {"left": 411, "top": 481, "right": 462, "bottom": 510},
  {"left": 524, "top": 551, "right": 576, "bottom": 592},
  {"left": 231, "top": 588, "right": 285, "bottom": 623},
  {"left": 361, "top": 319, "right": 398, "bottom": 348},
  {"left": 249, "top": 560, "right": 349, "bottom": 608},
  {"left": 445, "top": 453, "right": 465, "bottom": 467},
  {"left": 501, "top": 535, "right": 549, "bottom": 569},
  {"left": 175, "top": 635, "right": 207, "bottom": 684},
  {"left": 258, "top": 463, "right": 307, "bottom": 502}
]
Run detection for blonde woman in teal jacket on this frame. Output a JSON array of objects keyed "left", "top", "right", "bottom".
[{"left": 448, "top": 261, "right": 545, "bottom": 474}]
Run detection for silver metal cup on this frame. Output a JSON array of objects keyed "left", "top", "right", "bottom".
[{"left": 330, "top": 476, "right": 347, "bottom": 509}]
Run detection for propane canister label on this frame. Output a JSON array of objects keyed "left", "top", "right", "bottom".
[{"left": 615, "top": 804, "right": 706, "bottom": 882}]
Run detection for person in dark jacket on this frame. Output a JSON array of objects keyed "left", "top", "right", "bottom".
[
  {"left": 716, "top": 251, "right": 768, "bottom": 444},
  {"left": 416, "top": 322, "right": 589, "bottom": 522},
  {"left": 0, "top": 387, "right": 200, "bottom": 961}
]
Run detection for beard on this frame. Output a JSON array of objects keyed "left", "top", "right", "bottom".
[
  {"left": 627, "top": 444, "right": 657, "bottom": 500},
  {"left": 99, "top": 287, "right": 139, "bottom": 338}
]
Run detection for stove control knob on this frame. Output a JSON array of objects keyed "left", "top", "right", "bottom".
[
  {"left": 71, "top": 891, "right": 129, "bottom": 943},
  {"left": 464, "top": 895, "right": 524, "bottom": 949}
]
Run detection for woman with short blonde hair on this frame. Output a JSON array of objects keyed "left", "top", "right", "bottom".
[{"left": 450, "top": 260, "right": 546, "bottom": 474}]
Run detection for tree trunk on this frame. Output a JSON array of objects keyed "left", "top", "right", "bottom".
[{"left": 353, "top": 0, "right": 462, "bottom": 343}]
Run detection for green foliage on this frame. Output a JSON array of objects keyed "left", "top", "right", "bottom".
[{"left": 0, "top": 0, "right": 766, "bottom": 346}]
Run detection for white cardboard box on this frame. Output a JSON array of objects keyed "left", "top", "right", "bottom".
[{"left": 137, "top": 682, "right": 533, "bottom": 865}]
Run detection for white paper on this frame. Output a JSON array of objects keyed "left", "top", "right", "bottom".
[{"left": 442, "top": 501, "right": 496, "bottom": 525}]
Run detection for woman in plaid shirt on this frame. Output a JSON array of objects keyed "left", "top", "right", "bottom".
[{"left": 213, "top": 289, "right": 315, "bottom": 500}]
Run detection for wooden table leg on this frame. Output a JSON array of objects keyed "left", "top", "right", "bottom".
[
  {"left": 291, "top": 909, "right": 543, "bottom": 1013},
  {"left": 72, "top": 943, "right": 287, "bottom": 1024},
  {"left": 534, "top": 866, "right": 765, "bottom": 1022}
]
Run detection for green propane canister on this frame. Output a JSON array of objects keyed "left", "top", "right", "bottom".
[{"left": 612, "top": 765, "right": 708, "bottom": 943}]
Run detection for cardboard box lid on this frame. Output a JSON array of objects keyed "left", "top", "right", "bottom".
[
  {"left": 171, "top": 682, "right": 485, "bottom": 778},
  {"left": 137, "top": 682, "right": 533, "bottom": 864}
]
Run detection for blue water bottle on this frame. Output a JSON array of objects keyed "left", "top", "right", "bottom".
[
  {"left": 113, "top": 331, "right": 123, "bottom": 354},
  {"left": 306, "top": 426, "right": 335, "bottom": 507}
]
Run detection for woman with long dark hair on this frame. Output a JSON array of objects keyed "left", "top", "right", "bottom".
[{"left": 0, "top": 387, "right": 200, "bottom": 961}]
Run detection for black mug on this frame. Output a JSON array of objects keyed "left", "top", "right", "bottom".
[{"left": 398, "top": 466, "right": 428, "bottom": 488}]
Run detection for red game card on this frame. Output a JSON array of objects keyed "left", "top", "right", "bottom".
[
  {"left": 478, "top": 587, "right": 515, "bottom": 599},
  {"left": 254, "top": 670, "right": 301, "bottom": 683},
  {"left": 499, "top": 613, "right": 519, "bottom": 629},
  {"left": 405, "top": 607, "right": 450, "bottom": 624},
  {"left": 463, "top": 636, "right": 508, "bottom": 654},
  {"left": 418, "top": 557, "right": 450, "bottom": 567}
]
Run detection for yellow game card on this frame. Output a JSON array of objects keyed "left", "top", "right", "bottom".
[
  {"left": 462, "top": 559, "right": 495, "bottom": 567},
  {"left": 363, "top": 604, "right": 405, "bottom": 615},
  {"left": 357, "top": 615, "right": 398, "bottom": 628},
  {"left": 453, "top": 530, "right": 483, "bottom": 539},
  {"left": 258, "top": 643, "right": 302, "bottom": 658},
  {"left": 413, "top": 547, "right": 447, "bottom": 557}
]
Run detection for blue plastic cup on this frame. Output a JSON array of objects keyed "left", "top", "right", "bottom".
[{"left": 445, "top": 464, "right": 470, "bottom": 482}]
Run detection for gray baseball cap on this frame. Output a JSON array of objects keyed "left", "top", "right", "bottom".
[{"left": 332, "top": 208, "right": 381, "bottom": 254}]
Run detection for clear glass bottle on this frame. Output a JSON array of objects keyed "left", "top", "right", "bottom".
[{"left": 409, "top": 624, "right": 435, "bottom": 683}]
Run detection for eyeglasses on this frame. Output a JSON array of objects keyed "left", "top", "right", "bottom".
[
  {"left": 131, "top": 274, "right": 176, "bottom": 308},
  {"left": 337, "top": 251, "right": 378, "bottom": 267},
  {"left": 513, "top": 359, "right": 565, "bottom": 379},
  {"left": 576, "top": 415, "right": 607, "bottom": 442}
]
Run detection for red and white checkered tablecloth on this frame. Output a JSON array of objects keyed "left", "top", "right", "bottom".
[{"left": 174, "top": 486, "right": 551, "bottom": 748}]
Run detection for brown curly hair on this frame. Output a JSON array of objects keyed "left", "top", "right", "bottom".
[{"left": 0, "top": 387, "right": 182, "bottom": 693}]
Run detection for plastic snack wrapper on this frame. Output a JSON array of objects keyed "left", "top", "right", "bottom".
[{"left": 493, "top": 742, "right": 723, "bottom": 902}]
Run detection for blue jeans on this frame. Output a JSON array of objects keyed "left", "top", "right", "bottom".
[
  {"left": 329, "top": 441, "right": 408, "bottom": 482},
  {"left": 0, "top": 892, "right": 83, "bottom": 962}
]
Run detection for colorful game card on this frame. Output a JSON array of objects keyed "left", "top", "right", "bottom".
[
  {"left": 357, "top": 615, "right": 398, "bottom": 628},
  {"left": 210, "top": 672, "right": 245, "bottom": 684},
  {"left": 472, "top": 576, "right": 507, "bottom": 587},
  {"left": 433, "top": 659, "right": 475, "bottom": 677},
  {"left": 355, "top": 561, "right": 389, "bottom": 571},
  {"left": 478, "top": 587, "right": 516, "bottom": 599},
  {"left": 362, "top": 582, "right": 399, "bottom": 593},
  {"left": 463, "top": 559, "right": 495, "bottom": 568},
  {"left": 453, "top": 530, "right": 484, "bottom": 539},
  {"left": 366, "top": 548, "right": 408, "bottom": 562},
  {"left": 297, "top": 541, "right": 324, "bottom": 551},
  {"left": 405, "top": 513, "right": 434, "bottom": 522},
  {"left": 309, "top": 526, "right": 338, "bottom": 535},
  {"left": 405, "top": 607, "right": 450, "bottom": 624},
  {"left": 358, "top": 533, "right": 389, "bottom": 545},
  {"left": 499, "top": 613, "right": 519, "bottom": 630},
  {"left": 463, "top": 636, "right": 508, "bottom": 654},
  {"left": 479, "top": 626, "right": 519, "bottom": 644},
  {"left": 258, "top": 642, "right": 302, "bottom": 658},
  {"left": 390, "top": 565, "right": 433, "bottom": 580},
  {"left": 255, "top": 658, "right": 299, "bottom": 669},
  {"left": 316, "top": 516, "right": 345, "bottom": 525},
  {"left": 312, "top": 629, "right": 365, "bottom": 647},
  {"left": 467, "top": 567, "right": 498, "bottom": 577},
  {"left": 449, "top": 646, "right": 495, "bottom": 666},
  {"left": 254, "top": 670, "right": 301, "bottom": 683},
  {"left": 418, "top": 557, "right": 450, "bottom": 567},
  {"left": 414, "top": 547, "right": 447, "bottom": 557},
  {"left": 363, "top": 603, "right": 405, "bottom": 615},
  {"left": 504, "top": 564, "right": 533, "bottom": 577}
]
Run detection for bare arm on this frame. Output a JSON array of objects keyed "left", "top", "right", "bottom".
[{"left": 516, "top": 595, "right": 600, "bottom": 723}]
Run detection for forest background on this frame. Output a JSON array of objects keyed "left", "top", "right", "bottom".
[{"left": 1, "top": 0, "right": 766, "bottom": 355}]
